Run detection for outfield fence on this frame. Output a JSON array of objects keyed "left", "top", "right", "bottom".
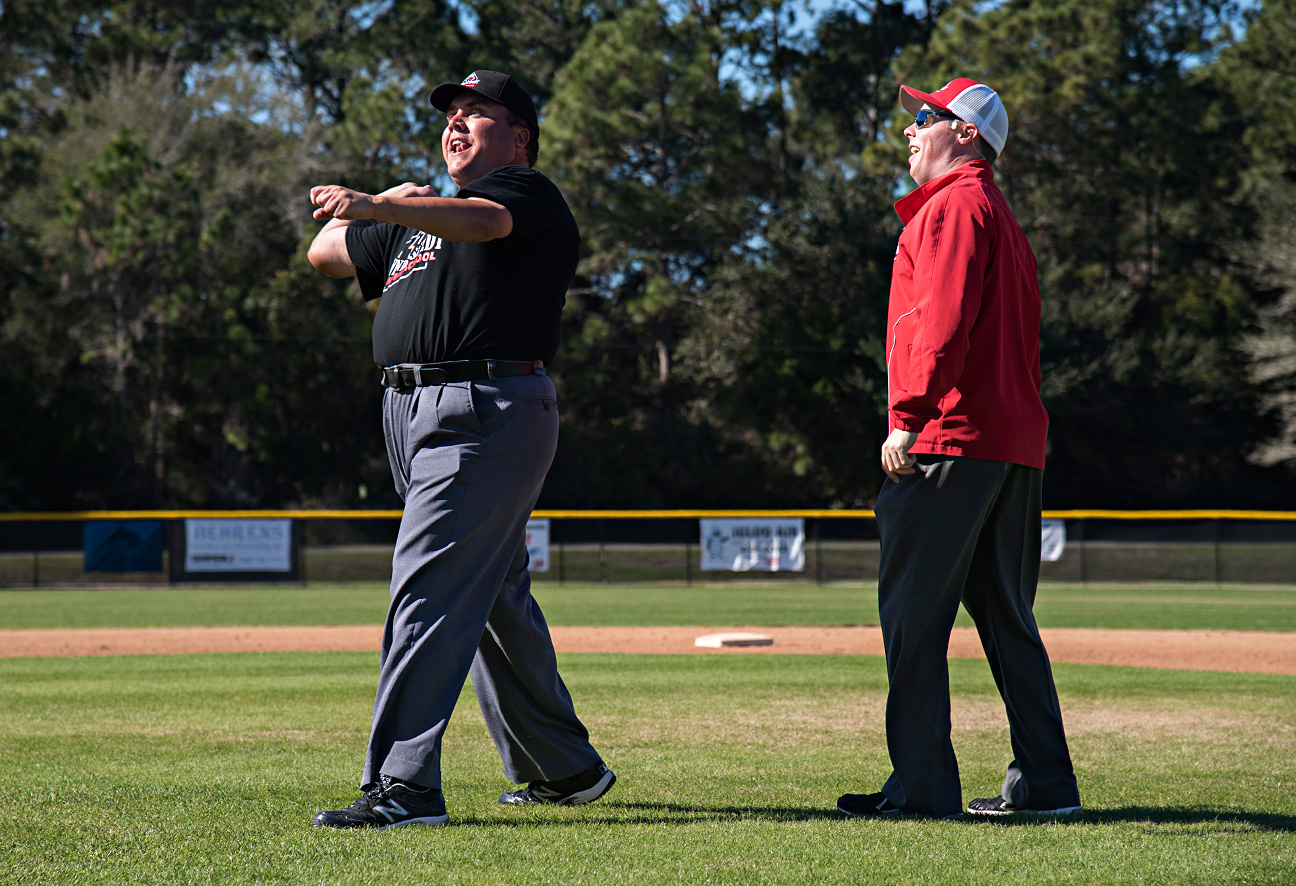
[{"left": 2, "top": 509, "right": 1295, "bottom": 588}]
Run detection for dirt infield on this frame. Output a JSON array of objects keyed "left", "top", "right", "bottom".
[{"left": 2, "top": 625, "right": 1294, "bottom": 674}]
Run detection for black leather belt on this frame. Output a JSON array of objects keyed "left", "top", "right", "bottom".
[{"left": 381, "top": 360, "right": 542, "bottom": 390}]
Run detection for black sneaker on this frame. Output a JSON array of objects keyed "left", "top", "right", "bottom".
[
  {"left": 966, "top": 796, "right": 1083, "bottom": 817},
  {"left": 837, "top": 791, "right": 906, "bottom": 817},
  {"left": 312, "top": 775, "right": 449, "bottom": 829},
  {"left": 498, "top": 761, "right": 616, "bottom": 806}
]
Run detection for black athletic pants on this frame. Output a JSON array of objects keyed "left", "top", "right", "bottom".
[{"left": 874, "top": 455, "right": 1080, "bottom": 817}]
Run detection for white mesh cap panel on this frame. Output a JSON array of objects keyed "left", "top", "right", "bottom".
[{"left": 946, "top": 83, "right": 1009, "bottom": 157}]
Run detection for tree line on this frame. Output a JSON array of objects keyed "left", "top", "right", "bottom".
[{"left": 1, "top": 0, "right": 1293, "bottom": 511}]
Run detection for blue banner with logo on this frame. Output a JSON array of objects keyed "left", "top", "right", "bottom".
[{"left": 84, "top": 521, "right": 165, "bottom": 572}]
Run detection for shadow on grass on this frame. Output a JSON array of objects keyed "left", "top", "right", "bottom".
[
  {"left": 967, "top": 806, "right": 1296, "bottom": 832},
  {"left": 460, "top": 801, "right": 846, "bottom": 828},
  {"left": 459, "top": 803, "right": 1296, "bottom": 832},
  {"left": 608, "top": 801, "right": 847, "bottom": 823}
]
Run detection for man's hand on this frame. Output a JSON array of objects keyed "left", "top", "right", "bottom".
[
  {"left": 310, "top": 185, "right": 376, "bottom": 221},
  {"left": 309, "top": 182, "right": 438, "bottom": 222},
  {"left": 881, "top": 428, "right": 920, "bottom": 484}
]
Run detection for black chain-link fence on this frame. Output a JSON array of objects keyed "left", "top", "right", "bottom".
[{"left": 3, "top": 511, "right": 1294, "bottom": 588}]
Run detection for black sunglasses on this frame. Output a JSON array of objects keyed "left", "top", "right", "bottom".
[{"left": 913, "top": 108, "right": 961, "bottom": 128}]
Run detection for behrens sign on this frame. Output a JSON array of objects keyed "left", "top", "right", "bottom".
[
  {"left": 700, "top": 518, "right": 805, "bottom": 572},
  {"left": 184, "top": 519, "right": 292, "bottom": 572}
]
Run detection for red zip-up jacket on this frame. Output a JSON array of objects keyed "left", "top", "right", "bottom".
[{"left": 887, "top": 160, "right": 1048, "bottom": 469}]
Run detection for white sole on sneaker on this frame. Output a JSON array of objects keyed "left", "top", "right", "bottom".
[
  {"left": 967, "top": 802, "right": 1082, "bottom": 817},
  {"left": 966, "top": 801, "right": 1012, "bottom": 816},
  {"left": 560, "top": 769, "right": 616, "bottom": 806}
]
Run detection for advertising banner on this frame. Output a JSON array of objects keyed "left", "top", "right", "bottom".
[
  {"left": 83, "top": 520, "right": 164, "bottom": 572},
  {"left": 1041, "top": 518, "right": 1066, "bottom": 562},
  {"left": 526, "top": 518, "right": 551, "bottom": 573},
  {"left": 184, "top": 519, "right": 293, "bottom": 572},
  {"left": 700, "top": 518, "right": 805, "bottom": 572}
]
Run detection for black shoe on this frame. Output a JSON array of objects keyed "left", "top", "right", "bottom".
[
  {"left": 498, "top": 761, "right": 616, "bottom": 806},
  {"left": 839, "top": 791, "right": 965, "bottom": 820},
  {"left": 966, "top": 796, "right": 1083, "bottom": 817},
  {"left": 312, "top": 775, "right": 449, "bottom": 829},
  {"left": 837, "top": 791, "right": 906, "bottom": 817}
]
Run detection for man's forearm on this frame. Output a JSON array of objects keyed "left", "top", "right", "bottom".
[
  {"left": 320, "top": 217, "right": 371, "bottom": 234},
  {"left": 371, "top": 196, "right": 512, "bottom": 242},
  {"left": 310, "top": 183, "right": 511, "bottom": 242}
]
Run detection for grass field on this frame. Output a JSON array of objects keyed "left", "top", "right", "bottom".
[
  {"left": 3, "top": 581, "right": 1296, "bottom": 632},
  {"left": 2, "top": 652, "right": 1293, "bottom": 884},
  {"left": 3, "top": 583, "right": 1294, "bottom": 884}
]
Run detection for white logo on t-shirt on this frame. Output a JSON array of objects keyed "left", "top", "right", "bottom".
[{"left": 384, "top": 232, "right": 442, "bottom": 292}]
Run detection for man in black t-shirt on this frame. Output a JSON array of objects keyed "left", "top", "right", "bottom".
[{"left": 305, "top": 70, "right": 614, "bottom": 830}]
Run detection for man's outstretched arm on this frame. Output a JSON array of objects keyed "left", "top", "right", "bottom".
[{"left": 306, "top": 182, "right": 513, "bottom": 278}]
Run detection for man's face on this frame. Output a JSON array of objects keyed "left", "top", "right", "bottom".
[
  {"left": 442, "top": 94, "right": 521, "bottom": 186},
  {"left": 903, "top": 103, "right": 966, "bottom": 186}
]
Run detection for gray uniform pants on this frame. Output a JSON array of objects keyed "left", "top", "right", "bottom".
[
  {"left": 361, "top": 374, "right": 602, "bottom": 790},
  {"left": 875, "top": 455, "right": 1080, "bottom": 817}
]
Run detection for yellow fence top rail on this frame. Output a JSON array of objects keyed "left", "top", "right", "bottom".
[
  {"left": 0, "top": 510, "right": 403, "bottom": 521},
  {"left": 3, "top": 508, "right": 1296, "bottom": 521},
  {"left": 533, "top": 510, "right": 873, "bottom": 518},
  {"left": 1040, "top": 509, "right": 1296, "bottom": 520},
  {"left": 0, "top": 509, "right": 866, "bottom": 521}
]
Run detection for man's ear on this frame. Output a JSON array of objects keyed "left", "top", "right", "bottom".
[
  {"left": 516, "top": 128, "right": 530, "bottom": 148},
  {"left": 959, "top": 122, "right": 980, "bottom": 146}
]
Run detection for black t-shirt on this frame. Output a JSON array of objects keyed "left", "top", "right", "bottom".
[{"left": 346, "top": 165, "right": 580, "bottom": 366}]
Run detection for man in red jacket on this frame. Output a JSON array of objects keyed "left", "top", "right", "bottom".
[{"left": 836, "top": 79, "right": 1082, "bottom": 820}]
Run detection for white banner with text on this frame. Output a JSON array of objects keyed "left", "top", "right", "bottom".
[
  {"left": 700, "top": 518, "right": 805, "bottom": 572},
  {"left": 1041, "top": 518, "right": 1066, "bottom": 562},
  {"left": 184, "top": 519, "right": 293, "bottom": 572},
  {"left": 526, "top": 518, "right": 551, "bottom": 573}
]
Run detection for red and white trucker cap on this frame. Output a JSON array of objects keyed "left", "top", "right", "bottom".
[{"left": 899, "top": 78, "right": 1008, "bottom": 158}]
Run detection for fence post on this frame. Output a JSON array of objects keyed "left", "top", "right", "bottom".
[
  {"left": 814, "top": 519, "right": 822, "bottom": 586},
  {"left": 1213, "top": 518, "right": 1221, "bottom": 587},
  {"left": 167, "top": 520, "right": 181, "bottom": 585},
  {"left": 1077, "top": 519, "right": 1087, "bottom": 585},
  {"left": 295, "top": 518, "right": 307, "bottom": 585},
  {"left": 598, "top": 519, "right": 607, "bottom": 585}
]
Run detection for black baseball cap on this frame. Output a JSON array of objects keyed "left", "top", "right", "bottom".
[{"left": 429, "top": 70, "right": 539, "bottom": 140}]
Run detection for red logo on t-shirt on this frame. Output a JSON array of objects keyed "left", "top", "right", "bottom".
[{"left": 384, "top": 232, "right": 442, "bottom": 292}]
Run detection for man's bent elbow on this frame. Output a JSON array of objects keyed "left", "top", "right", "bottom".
[
  {"left": 308, "top": 240, "right": 355, "bottom": 278},
  {"left": 483, "top": 206, "right": 513, "bottom": 240},
  {"left": 459, "top": 203, "right": 513, "bottom": 241}
]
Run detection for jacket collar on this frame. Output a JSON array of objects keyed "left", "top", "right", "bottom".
[{"left": 894, "top": 160, "right": 994, "bottom": 225}]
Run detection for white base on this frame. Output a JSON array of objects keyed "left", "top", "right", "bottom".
[{"left": 694, "top": 632, "right": 774, "bottom": 648}]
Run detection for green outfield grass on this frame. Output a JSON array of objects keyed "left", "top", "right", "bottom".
[
  {"left": 3, "top": 581, "right": 1296, "bottom": 632},
  {"left": 1, "top": 651, "right": 1292, "bottom": 885}
]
